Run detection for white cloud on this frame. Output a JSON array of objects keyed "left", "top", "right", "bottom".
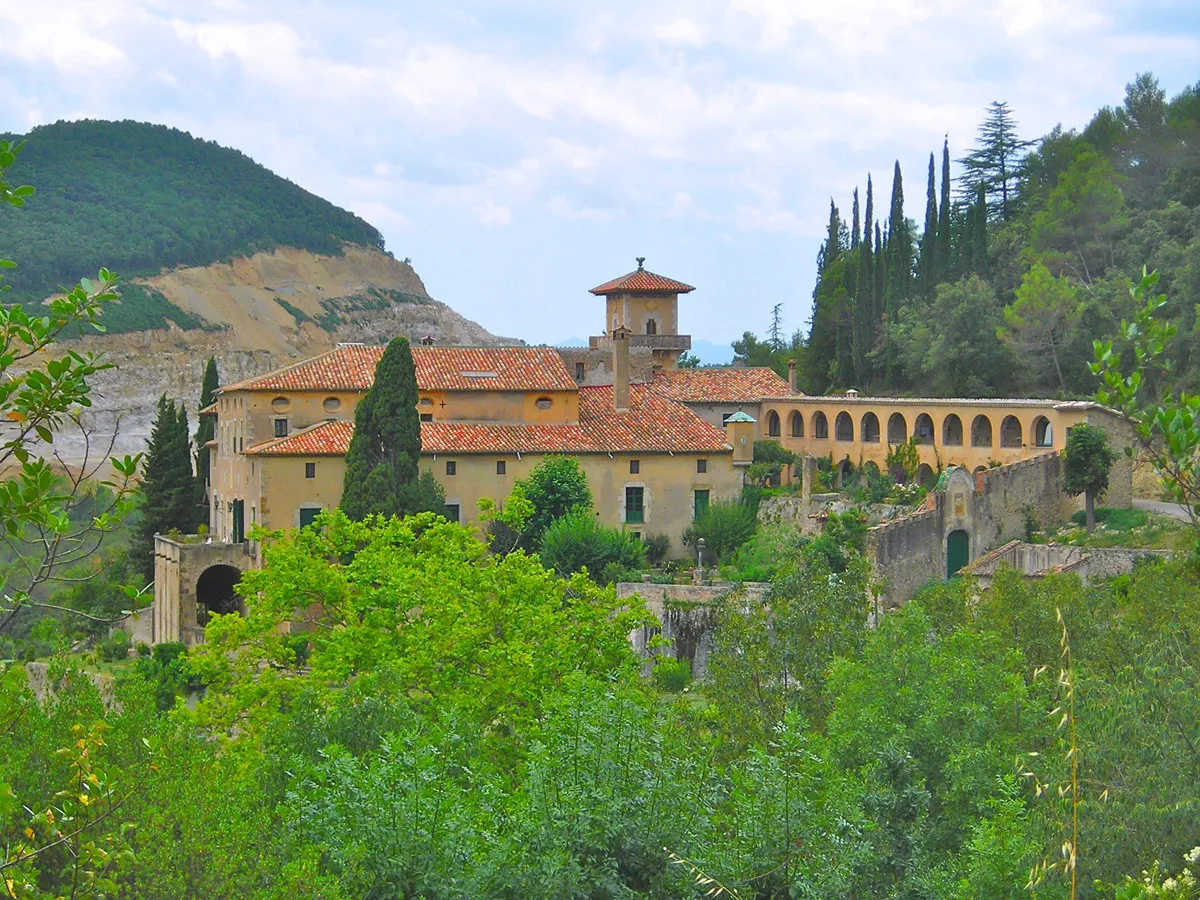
[{"left": 472, "top": 200, "right": 512, "bottom": 225}]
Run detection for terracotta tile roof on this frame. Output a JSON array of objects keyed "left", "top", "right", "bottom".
[
  {"left": 247, "top": 385, "right": 730, "bottom": 457},
  {"left": 589, "top": 265, "right": 695, "bottom": 295},
  {"left": 649, "top": 367, "right": 794, "bottom": 403},
  {"left": 245, "top": 420, "right": 354, "bottom": 456},
  {"left": 219, "top": 344, "right": 576, "bottom": 393},
  {"left": 198, "top": 403, "right": 218, "bottom": 417}
]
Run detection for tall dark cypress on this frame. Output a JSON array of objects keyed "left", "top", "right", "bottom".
[
  {"left": 825, "top": 199, "right": 841, "bottom": 267},
  {"left": 972, "top": 184, "right": 989, "bottom": 272},
  {"left": 860, "top": 177, "right": 877, "bottom": 382},
  {"left": 936, "top": 138, "right": 952, "bottom": 283},
  {"left": 851, "top": 188, "right": 861, "bottom": 249},
  {"left": 134, "top": 396, "right": 195, "bottom": 579},
  {"left": 918, "top": 152, "right": 938, "bottom": 298},
  {"left": 193, "top": 356, "right": 219, "bottom": 528},
  {"left": 873, "top": 221, "right": 884, "bottom": 366}
]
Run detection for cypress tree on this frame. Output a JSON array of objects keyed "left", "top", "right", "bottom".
[
  {"left": 193, "top": 356, "right": 219, "bottom": 528},
  {"left": 856, "top": 179, "right": 875, "bottom": 384},
  {"left": 972, "top": 184, "right": 989, "bottom": 272},
  {"left": 936, "top": 138, "right": 952, "bottom": 281},
  {"left": 918, "top": 152, "right": 938, "bottom": 298},
  {"left": 341, "top": 336, "right": 445, "bottom": 520},
  {"left": 883, "top": 162, "right": 913, "bottom": 386},
  {"left": 873, "top": 221, "right": 885, "bottom": 374},
  {"left": 134, "top": 395, "right": 195, "bottom": 579},
  {"left": 851, "top": 188, "right": 861, "bottom": 249}
]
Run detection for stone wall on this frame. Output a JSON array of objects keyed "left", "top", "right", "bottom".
[
  {"left": 153, "top": 536, "right": 250, "bottom": 646},
  {"left": 973, "top": 454, "right": 1078, "bottom": 549},
  {"left": 867, "top": 509, "right": 944, "bottom": 609},
  {"left": 965, "top": 540, "right": 1173, "bottom": 588},
  {"left": 117, "top": 602, "right": 155, "bottom": 646},
  {"left": 618, "top": 581, "right": 769, "bottom": 680}
]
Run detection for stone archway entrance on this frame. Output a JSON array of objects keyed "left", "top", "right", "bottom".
[
  {"left": 196, "top": 564, "right": 242, "bottom": 622},
  {"left": 947, "top": 529, "right": 970, "bottom": 578}
]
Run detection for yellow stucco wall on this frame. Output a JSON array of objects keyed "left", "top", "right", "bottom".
[{"left": 604, "top": 292, "right": 679, "bottom": 336}]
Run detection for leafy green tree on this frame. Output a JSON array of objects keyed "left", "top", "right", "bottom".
[
  {"left": 341, "top": 336, "right": 444, "bottom": 520},
  {"left": 538, "top": 509, "right": 645, "bottom": 583},
  {"left": 1001, "top": 263, "right": 1084, "bottom": 394},
  {"left": 193, "top": 356, "right": 218, "bottom": 524},
  {"left": 133, "top": 396, "right": 194, "bottom": 580},
  {"left": 515, "top": 454, "right": 592, "bottom": 550},
  {"left": 1062, "top": 424, "right": 1115, "bottom": 531},
  {"left": 681, "top": 497, "right": 757, "bottom": 564}
]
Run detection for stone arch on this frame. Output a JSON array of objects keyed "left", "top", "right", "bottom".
[
  {"left": 917, "top": 463, "right": 935, "bottom": 485},
  {"left": 789, "top": 410, "right": 804, "bottom": 438},
  {"left": 1000, "top": 415, "right": 1023, "bottom": 448},
  {"left": 861, "top": 411, "right": 880, "bottom": 443},
  {"left": 766, "top": 410, "right": 781, "bottom": 437},
  {"left": 947, "top": 529, "right": 970, "bottom": 578},
  {"left": 887, "top": 412, "right": 908, "bottom": 444},
  {"left": 971, "top": 415, "right": 993, "bottom": 447},
  {"left": 1033, "top": 415, "right": 1053, "bottom": 447},
  {"left": 838, "top": 458, "right": 854, "bottom": 485},
  {"left": 835, "top": 411, "right": 854, "bottom": 441},
  {"left": 914, "top": 413, "right": 935, "bottom": 444},
  {"left": 813, "top": 411, "right": 829, "bottom": 439},
  {"left": 942, "top": 413, "right": 963, "bottom": 446},
  {"left": 973, "top": 465, "right": 988, "bottom": 476},
  {"left": 196, "top": 564, "right": 242, "bottom": 622}
]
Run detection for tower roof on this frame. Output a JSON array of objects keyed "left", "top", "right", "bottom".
[{"left": 589, "top": 257, "right": 695, "bottom": 295}]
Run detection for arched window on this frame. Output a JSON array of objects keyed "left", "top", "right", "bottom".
[
  {"left": 917, "top": 463, "right": 935, "bottom": 485},
  {"left": 536, "top": 397, "right": 553, "bottom": 410},
  {"left": 942, "top": 413, "right": 963, "bottom": 446},
  {"left": 864, "top": 461, "right": 881, "bottom": 478},
  {"left": 887, "top": 413, "right": 908, "bottom": 444},
  {"left": 813, "top": 411, "right": 829, "bottom": 439},
  {"left": 835, "top": 411, "right": 854, "bottom": 441},
  {"left": 789, "top": 411, "right": 804, "bottom": 438},
  {"left": 1033, "top": 416, "right": 1053, "bottom": 447},
  {"left": 646, "top": 318, "right": 657, "bottom": 335},
  {"left": 1001, "top": 415, "right": 1023, "bottom": 448},
  {"left": 971, "top": 415, "right": 993, "bottom": 447},
  {"left": 767, "top": 411, "right": 781, "bottom": 437},
  {"left": 914, "top": 413, "right": 935, "bottom": 444},
  {"left": 861, "top": 412, "right": 880, "bottom": 443}
]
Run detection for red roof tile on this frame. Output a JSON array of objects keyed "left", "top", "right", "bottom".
[
  {"left": 649, "top": 367, "right": 794, "bottom": 403},
  {"left": 220, "top": 344, "right": 575, "bottom": 393},
  {"left": 245, "top": 420, "right": 354, "bottom": 456},
  {"left": 247, "top": 385, "right": 730, "bottom": 457},
  {"left": 589, "top": 265, "right": 695, "bottom": 295}
]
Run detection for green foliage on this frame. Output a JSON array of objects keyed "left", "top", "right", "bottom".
[
  {"left": 95, "top": 628, "right": 129, "bottom": 663},
  {"left": 652, "top": 656, "right": 692, "bottom": 692},
  {"left": 538, "top": 508, "right": 645, "bottom": 583},
  {"left": 885, "top": 436, "right": 922, "bottom": 483},
  {"left": 0, "top": 120, "right": 383, "bottom": 308},
  {"left": 1064, "top": 423, "right": 1116, "bottom": 530},
  {"left": 132, "top": 395, "right": 197, "bottom": 579},
  {"left": 341, "top": 337, "right": 444, "bottom": 520},
  {"left": 681, "top": 497, "right": 757, "bottom": 564},
  {"left": 514, "top": 454, "right": 592, "bottom": 550},
  {"left": 643, "top": 532, "right": 670, "bottom": 566},
  {"left": 100, "top": 282, "right": 213, "bottom": 334}
]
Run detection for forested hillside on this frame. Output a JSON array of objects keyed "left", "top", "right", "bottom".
[
  {"left": 799, "top": 73, "right": 1200, "bottom": 399},
  {"left": 0, "top": 120, "right": 384, "bottom": 307}
]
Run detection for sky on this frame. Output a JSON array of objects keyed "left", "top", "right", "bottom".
[{"left": 1, "top": 1, "right": 1198, "bottom": 349}]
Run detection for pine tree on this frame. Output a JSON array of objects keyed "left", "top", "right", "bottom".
[
  {"left": 918, "top": 152, "right": 938, "bottom": 298},
  {"left": 768, "top": 303, "right": 786, "bottom": 351},
  {"left": 341, "top": 336, "right": 445, "bottom": 520},
  {"left": 972, "top": 184, "right": 989, "bottom": 272},
  {"left": 958, "top": 101, "right": 1033, "bottom": 222},
  {"left": 936, "top": 138, "right": 952, "bottom": 281},
  {"left": 193, "top": 356, "right": 219, "bottom": 528},
  {"left": 133, "top": 395, "right": 195, "bottom": 579}
]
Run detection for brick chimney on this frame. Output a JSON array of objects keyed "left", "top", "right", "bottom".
[
  {"left": 612, "top": 325, "right": 632, "bottom": 412},
  {"left": 787, "top": 358, "right": 797, "bottom": 392}
]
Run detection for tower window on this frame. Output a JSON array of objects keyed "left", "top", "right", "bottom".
[
  {"left": 446, "top": 460, "right": 456, "bottom": 475},
  {"left": 575, "top": 362, "right": 585, "bottom": 380},
  {"left": 305, "top": 462, "right": 315, "bottom": 479},
  {"left": 630, "top": 459, "right": 640, "bottom": 474},
  {"left": 496, "top": 460, "right": 506, "bottom": 475},
  {"left": 274, "top": 418, "right": 288, "bottom": 438},
  {"left": 646, "top": 319, "right": 657, "bottom": 335},
  {"left": 697, "top": 459, "right": 707, "bottom": 474}
]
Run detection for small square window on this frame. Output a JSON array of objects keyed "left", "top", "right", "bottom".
[
  {"left": 274, "top": 418, "right": 288, "bottom": 438},
  {"left": 496, "top": 460, "right": 506, "bottom": 475},
  {"left": 629, "top": 459, "right": 640, "bottom": 474},
  {"left": 446, "top": 460, "right": 457, "bottom": 476},
  {"left": 305, "top": 462, "right": 315, "bottom": 479},
  {"left": 697, "top": 459, "right": 707, "bottom": 474},
  {"left": 575, "top": 362, "right": 585, "bottom": 380},
  {"left": 420, "top": 413, "right": 433, "bottom": 423}
]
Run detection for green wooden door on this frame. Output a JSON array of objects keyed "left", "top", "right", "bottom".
[
  {"left": 299, "top": 507, "right": 321, "bottom": 530},
  {"left": 947, "top": 530, "right": 970, "bottom": 578}
]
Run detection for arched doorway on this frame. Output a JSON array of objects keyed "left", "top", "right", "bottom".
[
  {"left": 887, "top": 413, "right": 908, "bottom": 444},
  {"left": 835, "top": 411, "right": 854, "bottom": 441},
  {"left": 971, "top": 415, "right": 993, "bottom": 447},
  {"left": 914, "top": 413, "right": 935, "bottom": 444},
  {"left": 196, "top": 564, "right": 242, "bottom": 623},
  {"left": 947, "top": 530, "right": 970, "bottom": 578},
  {"left": 789, "top": 411, "right": 804, "bottom": 438},
  {"left": 942, "top": 414, "right": 963, "bottom": 446},
  {"left": 917, "top": 463, "right": 935, "bottom": 486},
  {"left": 1033, "top": 416, "right": 1053, "bottom": 447},
  {"left": 861, "top": 412, "right": 880, "bottom": 443}
]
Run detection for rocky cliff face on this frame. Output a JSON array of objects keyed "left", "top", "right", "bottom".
[{"left": 53, "top": 245, "right": 510, "bottom": 462}]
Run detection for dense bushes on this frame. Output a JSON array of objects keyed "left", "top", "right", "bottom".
[
  {"left": 539, "top": 509, "right": 646, "bottom": 583},
  {"left": 682, "top": 497, "right": 758, "bottom": 563}
]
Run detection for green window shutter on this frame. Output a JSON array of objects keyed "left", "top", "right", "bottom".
[
  {"left": 694, "top": 489, "right": 710, "bottom": 518},
  {"left": 625, "top": 486, "right": 644, "bottom": 524}
]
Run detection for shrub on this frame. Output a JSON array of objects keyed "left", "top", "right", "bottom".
[
  {"left": 652, "top": 656, "right": 692, "bottom": 692},
  {"left": 539, "top": 510, "right": 646, "bottom": 583},
  {"left": 682, "top": 498, "right": 757, "bottom": 564},
  {"left": 95, "top": 629, "right": 130, "bottom": 663},
  {"left": 643, "top": 533, "right": 670, "bottom": 566}
]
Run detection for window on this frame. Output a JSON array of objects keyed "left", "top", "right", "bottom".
[
  {"left": 420, "top": 413, "right": 433, "bottom": 422},
  {"left": 630, "top": 459, "right": 640, "bottom": 474},
  {"left": 625, "top": 486, "right": 644, "bottom": 524},
  {"left": 575, "top": 362, "right": 585, "bottom": 380},
  {"left": 646, "top": 318, "right": 657, "bottom": 335},
  {"left": 697, "top": 458, "right": 707, "bottom": 473},
  {"left": 299, "top": 507, "right": 321, "bottom": 529},
  {"left": 767, "top": 411, "right": 781, "bottom": 437},
  {"left": 274, "top": 418, "right": 288, "bottom": 438},
  {"left": 536, "top": 396, "right": 552, "bottom": 410},
  {"left": 446, "top": 460, "right": 457, "bottom": 476},
  {"left": 443, "top": 503, "right": 461, "bottom": 523},
  {"left": 271, "top": 396, "right": 289, "bottom": 412},
  {"left": 694, "top": 489, "right": 710, "bottom": 519},
  {"left": 305, "top": 462, "right": 315, "bottom": 479},
  {"left": 721, "top": 412, "right": 733, "bottom": 426},
  {"left": 323, "top": 396, "right": 341, "bottom": 413},
  {"left": 496, "top": 460, "right": 506, "bottom": 475}
]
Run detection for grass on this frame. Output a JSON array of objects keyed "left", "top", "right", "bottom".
[{"left": 1037, "top": 506, "right": 1189, "bottom": 550}]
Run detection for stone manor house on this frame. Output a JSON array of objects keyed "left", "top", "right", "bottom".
[{"left": 152, "top": 261, "right": 1131, "bottom": 646}]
